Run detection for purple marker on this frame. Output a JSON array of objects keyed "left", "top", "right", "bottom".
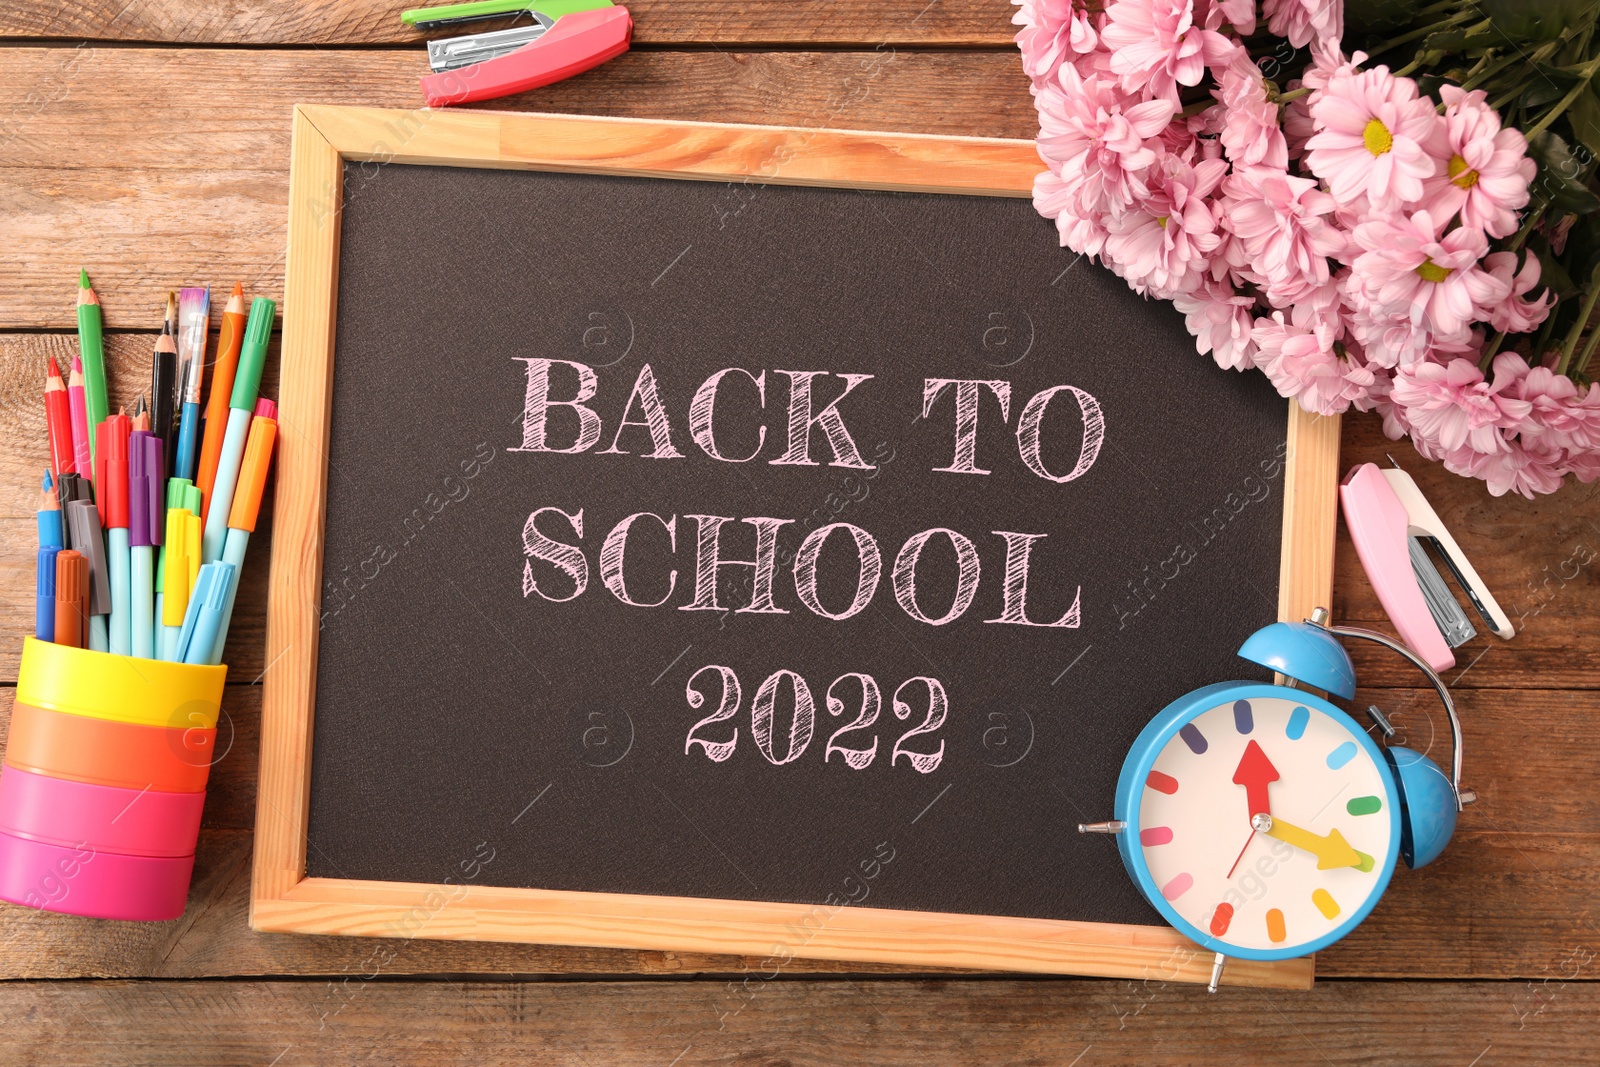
[{"left": 129, "top": 431, "right": 157, "bottom": 658}]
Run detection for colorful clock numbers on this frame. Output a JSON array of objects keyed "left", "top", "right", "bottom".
[{"left": 1085, "top": 608, "right": 1473, "bottom": 990}]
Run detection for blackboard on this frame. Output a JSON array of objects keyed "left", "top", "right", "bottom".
[{"left": 259, "top": 108, "right": 1332, "bottom": 986}]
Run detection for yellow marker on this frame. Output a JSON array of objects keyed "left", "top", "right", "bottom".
[
  {"left": 185, "top": 512, "right": 201, "bottom": 598},
  {"left": 1312, "top": 888, "right": 1340, "bottom": 919},
  {"left": 1254, "top": 814, "right": 1362, "bottom": 870},
  {"left": 162, "top": 509, "right": 189, "bottom": 627}
]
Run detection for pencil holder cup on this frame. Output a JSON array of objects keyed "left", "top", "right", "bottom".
[{"left": 0, "top": 638, "right": 226, "bottom": 921}]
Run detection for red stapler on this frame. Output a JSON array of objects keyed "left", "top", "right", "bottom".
[{"left": 402, "top": 0, "right": 633, "bottom": 108}]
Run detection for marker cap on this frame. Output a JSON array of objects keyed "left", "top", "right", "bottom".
[
  {"left": 128, "top": 431, "right": 151, "bottom": 548},
  {"left": 230, "top": 298, "right": 275, "bottom": 411},
  {"left": 229, "top": 409, "right": 278, "bottom": 533},
  {"left": 64, "top": 501, "right": 111, "bottom": 615}
]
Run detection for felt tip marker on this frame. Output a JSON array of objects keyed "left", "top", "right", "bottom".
[
  {"left": 129, "top": 430, "right": 158, "bottom": 658},
  {"left": 211, "top": 399, "right": 277, "bottom": 664},
  {"left": 36, "top": 545, "right": 59, "bottom": 642},
  {"left": 204, "top": 297, "right": 273, "bottom": 564},
  {"left": 183, "top": 562, "right": 234, "bottom": 665},
  {"left": 54, "top": 549, "right": 88, "bottom": 649},
  {"left": 102, "top": 410, "right": 133, "bottom": 656}
]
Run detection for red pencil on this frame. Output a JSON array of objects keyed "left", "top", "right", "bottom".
[
  {"left": 44, "top": 357, "right": 75, "bottom": 477},
  {"left": 54, "top": 549, "right": 87, "bottom": 649}
]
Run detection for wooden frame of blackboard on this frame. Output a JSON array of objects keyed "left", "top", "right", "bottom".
[{"left": 255, "top": 104, "right": 1339, "bottom": 990}]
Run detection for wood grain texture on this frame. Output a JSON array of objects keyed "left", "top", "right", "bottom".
[
  {"left": 0, "top": 1, "right": 1017, "bottom": 47},
  {"left": 1277, "top": 408, "right": 1339, "bottom": 625},
  {"left": 0, "top": 47, "right": 1037, "bottom": 327},
  {"left": 0, "top": 824, "right": 1594, "bottom": 980},
  {"left": 3, "top": 977, "right": 1596, "bottom": 1066}
]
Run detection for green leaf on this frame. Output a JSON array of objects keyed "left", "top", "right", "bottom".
[
  {"left": 1570, "top": 83, "right": 1600, "bottom": 158},
  {"left": 1343, "top": 0, "right": 1414, "bottom": 36},
  {"left": 1536, "top": 244, "right": 1578, "bottom": 298},
  {"left": 1478, "top": 0, "right": 1600, "bottom": 41},
  {"left": 1528, "top": 129, "right": 1600, "bottom": 213},
  {"left": 1521, "top": 80, "right": 1571, "bottom": 110}
]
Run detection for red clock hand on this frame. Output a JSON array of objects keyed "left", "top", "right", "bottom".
[{"left": 1232, "top": 740, "right": 1279, "bottom": 819}]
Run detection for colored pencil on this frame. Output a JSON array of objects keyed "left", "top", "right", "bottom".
[
  {"left": 77, "top": 270, "right": 107, "bottom": 462},
  {"left": 68, "top": 356, "right": 92, "bottom": 477},
  {"left": 44, "top": 357, "right": 75, "bottom": 477},
  {"left": 198, "top": 283, "right": 246, "bottom": 521},
  {"left": 38, "top": 470, "right": 63, "bottom": 550},
  {"left": 151, "top": 293, "right": 178, "bottom": 479}
]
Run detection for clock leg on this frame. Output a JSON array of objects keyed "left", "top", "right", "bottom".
[{"left": 1208, "top": 952, "right": 1227, "bottom": 993}]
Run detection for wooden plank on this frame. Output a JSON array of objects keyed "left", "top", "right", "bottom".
[
  {"left": 1, "top": 823, "right": 1594, "bottom": 980},
  {"left": 0, "top": 1, "right": 1017, "bottom": 47},
  {"left": 1, "top": 977, "right": 1595, "bottom": 1064},
  {"left": 0, "top": 47, "right": 1037, "bottom": 327}
]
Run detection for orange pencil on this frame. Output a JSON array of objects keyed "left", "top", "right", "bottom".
[
  {"left": 54, "top": 549, "right": 88, "bottom": 648},
  {"left": 198, "top": 282, "right": 246, "bottom": 521}
]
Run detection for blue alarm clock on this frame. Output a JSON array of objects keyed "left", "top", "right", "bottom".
[{"left": 1081, "top": 608, "right": 1472, "bottom": 990}]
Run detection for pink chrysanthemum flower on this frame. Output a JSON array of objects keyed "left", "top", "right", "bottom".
[
  {"left": 1282, "top": 46, "right": 1350, "bottom": 160},
  {"left": 1262, "top": 0, "right": 1341, "bottom": 50},
  {"left": 1036, "top": 67, "right": 1176, "bottom": 217},
  {"left": 1305, "top": 63, "right": 1440, "bottom": 208},
  {"left": 1350, "top": 210, "right": 1508, "bottom": 342},
  {"left": 1206, "top": 0, "right": 1256, "bottom": 35},
  {"left": 1215, "top": 56, "right": 1288, "bottom": 169},
  {"left": 1252, "top": 312, "right": 1377, "bottom": 415},
  {"left": 1390, "top": 356, "right": 1533, "bottom": 457},
  {"left": 1034, "top": 168, "right": 1110, "bottom": 256},
  {"left": 1222, "top": 167, "right": 1344, "bottom": 304},
  {"left": 1173, "top": 278, "right": 1258, "bottom": 369},
  {"left": 1012, "top": 0, "right": 1098, "bottom": 89},
  {"left": 1421, "top": 86, "right": 1535, "bottom": 238},
  {"left": 1482, "top": 251, "right": 1552, "bottom": 335},
  {"left": 1100, "top": 0, "right": 1235, "bottom": 102},
  {"left": 1456, "top": 441, "right": 1568, "bottom": 498},
  {"left": 1510, "top": 361, "right": 1600, "bottom": 454},
  {"left": 1104, "top": 155, "right": 1229, "bottom": 297}
]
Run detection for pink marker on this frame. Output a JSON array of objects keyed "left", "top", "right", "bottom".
[{"left": 67, "top": 356, "right": 92, "bottom": 480}]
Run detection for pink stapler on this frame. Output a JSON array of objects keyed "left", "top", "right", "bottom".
[
  {"left": 1340, "top": 461, "right": 1514, "bottom": 671},
  {"left": 404, "top": 0, "right": 633, "bottom": 108}
]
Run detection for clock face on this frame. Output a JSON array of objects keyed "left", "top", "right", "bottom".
[{"left": 1127, "top": 692, "right": 1400, "bottom": 958}]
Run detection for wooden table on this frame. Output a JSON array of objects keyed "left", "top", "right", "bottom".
[{"left": 2, "top": 4, "right": 1598, "bottom": 1063}]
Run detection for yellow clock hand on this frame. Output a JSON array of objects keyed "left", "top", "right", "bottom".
[{"left": 1251, "top": 813, "right": 1363, "bottom": 870}]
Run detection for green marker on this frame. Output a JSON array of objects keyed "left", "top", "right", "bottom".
[
  {"left": 400, "top": 0, "right": 611, "bottom": 28},
  {"left": 76, "top": 269, "right": 108, "bottom": 461},
  {"left": 203, "top": 298, "right": 274, "bottom": 564}
]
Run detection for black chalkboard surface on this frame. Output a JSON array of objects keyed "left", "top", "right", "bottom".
[{"left": 304, "top": 157, "right": 1289, "bottom": 931}]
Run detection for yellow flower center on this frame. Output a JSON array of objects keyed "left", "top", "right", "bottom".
[
  {"left": 1416, "top": 259, "right": 1453, "bottom": 283},
  {"left": 1157, "top": 215, "right": 1170, "bottom": 229},
  {"left": 1363, "top": 117, "right": 1394, "bottom": 156},
  {"left": 1448, "top": 153, "right": 1479, "bottom": 189}
]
